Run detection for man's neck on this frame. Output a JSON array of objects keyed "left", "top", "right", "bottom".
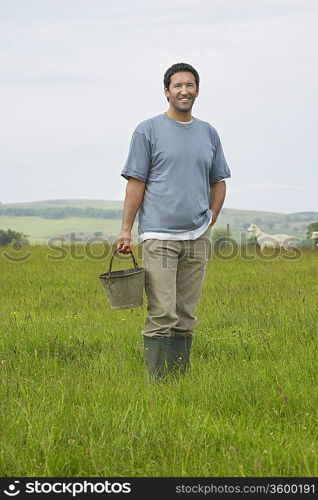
[{"left": 166, "top": 109, "right": 192, "bottom": 122}]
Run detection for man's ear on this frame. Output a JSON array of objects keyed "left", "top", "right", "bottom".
[{"left": 164, "top": 86, "right": 169, "bottom": 98}]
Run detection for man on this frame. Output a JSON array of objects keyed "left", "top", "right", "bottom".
[{"left": 117, "top": 62, "right": 231, "bottom": 380}]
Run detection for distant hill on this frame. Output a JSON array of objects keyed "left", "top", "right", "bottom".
[
  {"left": 0, "top": 199, "right": 317, "bottom": 243},
  {"left": 1, "top": 199, "right": 123, "bottom": 210}
]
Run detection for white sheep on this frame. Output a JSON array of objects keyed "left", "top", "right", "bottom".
[{"left": 247, "top": 223, "right": 294, "bottom": 251}]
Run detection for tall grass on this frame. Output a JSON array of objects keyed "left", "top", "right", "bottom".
[{"left": 0, "top": 245, "right": 317, "bottom": 477}]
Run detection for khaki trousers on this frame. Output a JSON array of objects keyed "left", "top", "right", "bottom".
[{"left": 141, "top": 226, "right": 211, "bottom": 338}]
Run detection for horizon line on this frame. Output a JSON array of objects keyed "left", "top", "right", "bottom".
[{"left": 0, "top": 198, "right": 317, "bottom": 216}]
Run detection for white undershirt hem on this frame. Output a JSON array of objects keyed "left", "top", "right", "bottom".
[{"left": 139, "top": 214, "right": 212, "bottom": 242}]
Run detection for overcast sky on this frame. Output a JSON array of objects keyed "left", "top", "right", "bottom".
[{"left": 1, "top": 0, "right": 317, "bottom": 213}]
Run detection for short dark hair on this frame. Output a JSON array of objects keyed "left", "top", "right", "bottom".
[{"left": 163, "top": 62, "right": 200, "bottom": 90}]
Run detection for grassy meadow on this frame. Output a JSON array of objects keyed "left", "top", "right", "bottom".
[
  {"left": 0, "top": 216, "right": 124, "bottom": 242},
  {"left": 0, "top": 243, "right": 317, "bottom": 477}
]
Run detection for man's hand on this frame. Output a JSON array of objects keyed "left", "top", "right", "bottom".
[
  {"left": 209, "top": 212, "right": 218, "bottom": 227},
  {"left": 116, "top": 231, "right": 132, "bottom": 254},
  {"left": 209, "top": 181, "right": 226, "bottom": 227}
]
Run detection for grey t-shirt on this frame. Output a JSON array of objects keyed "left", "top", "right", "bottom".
[{"left": 121, "top": 112, "right": 231, "bottom": 234}]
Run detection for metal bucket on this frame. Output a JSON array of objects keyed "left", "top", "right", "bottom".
[{"left": 98, "top": 250, "right": 145, "bottom": 310}]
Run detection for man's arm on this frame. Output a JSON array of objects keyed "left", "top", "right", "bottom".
[
  {"left": 209, "top": 181, "right": 226, "bottom": 226},
  {"left": 117, "top": 177, "right": 146, "bottom": 254}
]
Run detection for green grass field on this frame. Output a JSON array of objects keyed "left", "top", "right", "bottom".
[
  {"left": 0, "top": 216, "right": 124, "bottom": 242},
  {"left": 0, "top": 244, "right": 317, "bottom": 477}
]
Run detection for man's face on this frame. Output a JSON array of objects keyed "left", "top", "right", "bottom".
[{"left": 164, "top": 71, "right": 199, "bottom": 113}]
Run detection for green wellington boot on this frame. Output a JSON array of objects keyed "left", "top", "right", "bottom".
[
  {"left": 165, "top": 335, "right": 193, "bottom": 375},
  {"left": 143, "top": 335, "right": 193, "bottom": 381},
  {"left": 143, "top": 337, "right": 167, "bottom": 380}
]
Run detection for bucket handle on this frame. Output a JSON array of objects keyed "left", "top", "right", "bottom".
[{"left": 107, "top": 249, "right": 139, "bottom": 276}]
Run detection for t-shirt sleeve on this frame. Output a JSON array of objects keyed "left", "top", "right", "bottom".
[
  {"left": 209, "top": 132, "right": 231, "bottom": 184},
  {"left": 121, "top": 130, "right": 151, "bottom": 182}
]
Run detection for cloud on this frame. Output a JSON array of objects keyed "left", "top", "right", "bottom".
[
  {"left": 0, "top": 73, "right": 100, "bottom": 85},
  {"left": 0, "top": 0, "right": 317, "bottom": 211},
  {"left": 229, "top": 183, "right": 318, "bottom": 194}
]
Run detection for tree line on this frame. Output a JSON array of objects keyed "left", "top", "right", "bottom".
[{"left": 0, "top": 207, "right": 123, "bottom": 220}]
